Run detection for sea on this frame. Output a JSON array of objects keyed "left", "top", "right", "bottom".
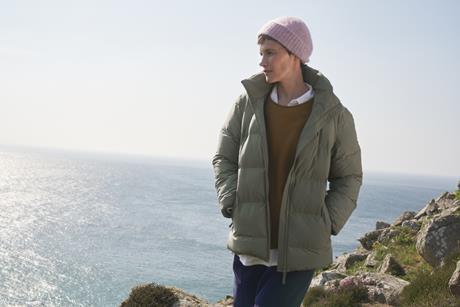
[{"left": 0, "top": 146, "right": 458, "bottom": 306}]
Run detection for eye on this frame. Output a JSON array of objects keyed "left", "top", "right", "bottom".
[{"left": 259, "top": 50, "right": 274, "bottom": 56}]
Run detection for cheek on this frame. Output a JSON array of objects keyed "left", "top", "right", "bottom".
[
  {"left": 275, "top": 59, "right": 290, "bottom": 75},
  {"left": 270, "top": 59, "right": 280, "bottom": 73}
]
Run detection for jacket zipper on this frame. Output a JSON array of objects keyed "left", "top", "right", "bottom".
[
  {"left": 281, "top": 129, "right": 321, "bottom": 285},
  {"left": 259, "top": 93, "right": 272, "bottom": 263},
  {"left": 262, "top": 137, "right": 271, "bottom": 262},
  {"left": 282, "top": 171, "right": 293, "bottom": 285}
]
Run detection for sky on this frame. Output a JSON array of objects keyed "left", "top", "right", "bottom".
[{"left": 1, "top": 0, "right": 459, "bottom": 177}]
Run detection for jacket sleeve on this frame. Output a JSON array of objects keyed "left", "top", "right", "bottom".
[
  {"left": 325, "top": 106, "right": 363, "bottom": 235},
  {"left": 212, "top": 95, "right": 244, "bottom": 218}
]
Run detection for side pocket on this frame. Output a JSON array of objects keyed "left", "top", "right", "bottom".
[
  {"left": 232, "top": 196, "right": 239, "bottom": 235},
  {"left": 321, "top": 204, "right": 332, "bottom": 235}
]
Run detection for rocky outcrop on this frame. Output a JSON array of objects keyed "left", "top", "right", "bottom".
[
  {"left": 309, "top": 187, "right": 460, "bottom": 305},
  {"left": 376, "top": 221, "right": 391, "bottom": 230},
  {"left": 310, "top": 270, "right": 347, "bottom": 288},
  {"left": 359, "top": 229, "right": 383, "bottom": 250},
  {"left": 392, "top": 211, "right": 416, "bottom": 226},
  {"left": 401, "top": 219, "right": 420, "bottom": 231},
  {"left": 325, "top": 272, "right": 409, "bottom": 305},
  {"left": 414, "top": 191, "right": 460, "bottom": 220},
  {"left": 121, "top": 186, "right": 460, "bottom": 306},
  {"left": 378, "top": 254, "right": 405, "bottom": 276},
  {"left": 119, "top": 283, "right": 233, "bottom": 307},
  {"left": 330, "top": 251, "right": 369, "bottom": 273},
  {"left": 358, "top": 273, "right": 409, "bottom": 305},
  {"left": 378, "top": 227, "right": 402, "bottom": 243},
  {"left": 416, "top": 214, "right": 460, "bottom": 267},
  {"left": 364, "top": 251, "right": 378, "bottom": 268},
  {"left": 357, "top": 191, "right": 460, "bottom": 269},
  {"left": 414, "top": 199, "right": 438, "bottom": 219},
  {"left": 449, "top": 260, "right": 460, "bottom": 298},
  {"left": 358, "top": 227, "right": 402, "bottom": 250}
]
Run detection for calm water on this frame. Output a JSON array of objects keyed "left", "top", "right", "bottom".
[{"left": 0, "top": 147, "right": 457, "bottom": 306}]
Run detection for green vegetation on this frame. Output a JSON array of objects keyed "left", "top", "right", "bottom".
[
  {"left": 345, "top": 259, "right": 366, "bottom": 275},
  {"left": 303, "top": 285, "right": 369, "bottom": 307},
  {"left": 453, "top": 206, "right": 460, "bottom": 216},
  {"left": 120, "top": 283, "right": 179, "bottom": 307},
  {"left": 302, "top": 187, "right": 460, "bottom": 307},
  {"left": 399, "top": 252, "right": 460, "bottom": 307},
  {"left": 455, "top": 189, "right": 460, "bottom": 200},
  {"left": 372, "top": 226, "right": 428, "bottom": 282},
  {"left": 339, "top": 226, "right": 429, "bottom": 282}
]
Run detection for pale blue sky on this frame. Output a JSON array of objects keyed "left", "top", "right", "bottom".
[{"left": 1, "top": 0, "right": 459, "bottom": 177}]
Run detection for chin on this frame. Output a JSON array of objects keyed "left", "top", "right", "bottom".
[{"left": 265, "top": 76, "right": 277, "bottom": 84}]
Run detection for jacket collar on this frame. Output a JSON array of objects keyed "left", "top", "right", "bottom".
[
  {"left": 240, "top": 64, "right": 341, "bottom": 159},
  {"left": 241, "top": 64, "right": 335, "bottom": 103},
  {"left": 241, "top": 64, "right": 334, "bottom": 110}
]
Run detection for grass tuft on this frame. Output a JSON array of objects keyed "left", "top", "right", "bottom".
[
  {"left": 399, "top": 252, "right": 460, "bottom": 307},
  {"left": 454, "top": 189, "right": 460, "bottom": 200},
  {"left": 372, "top": 226, "right": 428, "bottom": 282},
  {"left": 120, "top": 283, "right": 179, "bottom": 307},
  {"left": 303, "top": 284, "right": 369, "bottom": 307}
]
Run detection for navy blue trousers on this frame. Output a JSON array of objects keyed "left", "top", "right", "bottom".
[{"left": 232, "top": 254, "right": 315, "bottom": 307}]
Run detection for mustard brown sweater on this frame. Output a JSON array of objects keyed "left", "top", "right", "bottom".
[{"left": 264, "top": 94, "right": 314, "bottom": 249}]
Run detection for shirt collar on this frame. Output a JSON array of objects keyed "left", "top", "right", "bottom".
[{"left": 270, "top": 83, "right": 315, "bottom": 106}]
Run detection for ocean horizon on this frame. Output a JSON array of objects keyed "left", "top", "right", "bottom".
[{"left": 0, "top": 145, "right": 458, "bottom": 306}]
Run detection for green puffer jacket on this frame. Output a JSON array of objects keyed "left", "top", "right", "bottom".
[{"left": 212, "top": 64, "right": 363, "bottom": 284}]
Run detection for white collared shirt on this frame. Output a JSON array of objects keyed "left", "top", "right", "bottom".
[
  {"left": 270, "top": 82, "right": 315, "bottom": 106},
  {"left": 236, "top": 82, "right": 315, "bottom": 267}
]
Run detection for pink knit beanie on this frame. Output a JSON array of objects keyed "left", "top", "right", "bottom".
[{"left": 257, "top": 16, "right": 313, "bottom": 63}]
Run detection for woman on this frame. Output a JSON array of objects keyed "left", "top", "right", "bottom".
[{"left": 212, "top": 16, "right": 363, "bottom": 307}]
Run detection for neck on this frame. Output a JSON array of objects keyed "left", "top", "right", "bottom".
[{"left": 276, "top": 68, "right": 309, "bottom": 106}]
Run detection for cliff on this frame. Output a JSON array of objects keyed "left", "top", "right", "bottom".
[{"left": 120, "top": 183, "right": 460, "bottom": 307}]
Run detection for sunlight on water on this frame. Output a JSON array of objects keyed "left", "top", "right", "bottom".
[{"left": 0, "top": 148, "right": 457, "bottom": 306}]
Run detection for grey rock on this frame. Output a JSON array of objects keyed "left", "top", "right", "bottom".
[
  {"left": 376, "top": 221, "right": 391, "bottom": 230},
  {"left": 359, "top": 226, "right": 406, "bottom": 250},
  {"left": 378, "top": 254, "right": 405, "bottom": 276},
  {"left": 401, "top": 219, "right": 421, "bottom": 231},
  {"left": 416, "top": 214, "right": 460, "bottom": 267},
  {"left": 414, "top": 199, "right": 439, "bottom": 219},
  {"left": 436, "top": 192, "right": 459, "bottom": 211},
  {"left": 336, "top": 272, "right": 409, "bottom": 305},
  {"left": 414, "top": 192, "right": 459, "bottom": 221},
  {"left": 449, "top": 260, "right": 460, "bottom": 298},
  {"left": 364, "top": 251, "right": 379, "bottom": 268},
  {"left": 393, "top": 211, "right": 416, "bottom": 226},
  {"left": 322, "top": 279, "right": 340, "bottom": 291},
  {"left": 359, "top": 229, "right": 384, "bottom": 250},
  {"left": 333, "top": 252, "right": 368, "bottom": 273},
  {"left": 310, "top": 270, "right": 347, "bottom": 288},
  {"left": 439, "top": 203, "right": 460, "bottom": 217},
  {"left": 378, "top": 227, "right": 401, "bottom": 244},
  {"left": 120, "top": 283, "right": 233, "bottom": 307}
]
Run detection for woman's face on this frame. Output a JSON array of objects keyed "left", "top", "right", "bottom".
[{"left": 259, "top": 39, "right": 297, "bottom": 84}]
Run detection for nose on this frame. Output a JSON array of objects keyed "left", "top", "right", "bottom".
[{"left": 259, "top": 55, "right": 267, "bottom": 68}]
